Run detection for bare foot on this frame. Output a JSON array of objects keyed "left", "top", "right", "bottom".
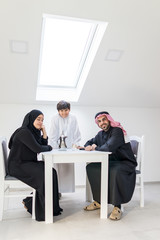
[{"left": 22, "top": 201, "right": 28, "bottom": 210}]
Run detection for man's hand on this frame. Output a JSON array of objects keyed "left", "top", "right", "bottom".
[
  {"left": 77, "top": 146, "right": 85, "bottom": 150},
  {"left": 91, "top": 144, "right": 97, "bottom": 150},
  {"left": 85, "top": 145, "right": 93, "bottom": 151},
  {"left": 85, "top": 144, "right": 97, "bottom": 151}
]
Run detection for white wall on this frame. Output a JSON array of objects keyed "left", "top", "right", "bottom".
[{"left": 1, "top": 103, "right": 160, "bottom": 184}]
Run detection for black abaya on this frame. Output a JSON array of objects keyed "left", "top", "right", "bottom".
[
  {"left": 8, "top": 110, "right": 62, "bottom": 221},
  {"left": 84, "top": 127, "right": 137, "bottom": 205}
]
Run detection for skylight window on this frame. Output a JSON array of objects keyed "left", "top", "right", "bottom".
[{"left": 36, "top": 14, "right": 108, "bottom": 102}]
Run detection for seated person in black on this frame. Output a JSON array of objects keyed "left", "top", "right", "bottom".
[
  {"left": 8, "top": 109, "right": 62, "bottom": 221},
  {"left": 83, "top": 111, "right": 137, "bottom": 220}
]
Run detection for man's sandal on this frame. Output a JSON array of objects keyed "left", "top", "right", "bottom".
[
  {"left": 84, "top": 201, "right": 101, "bottom": 211},
  {"left": 109, "top": 207, "right": 122, "bottom": 220}
]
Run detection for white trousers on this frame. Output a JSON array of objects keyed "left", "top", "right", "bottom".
[{"left": 54, "top": 163, "right": 75, "bottom": 193}]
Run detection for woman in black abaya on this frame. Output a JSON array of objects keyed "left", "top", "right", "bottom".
[{"left": 8, "top": 109, "right": 62, "bottom": 221}]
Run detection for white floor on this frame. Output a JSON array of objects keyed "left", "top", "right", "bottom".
[{"left": 0, "top": 182, "right": 160, "bottom": 240}]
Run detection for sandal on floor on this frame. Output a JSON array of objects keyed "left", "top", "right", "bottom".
[
  {"left": 84, "top": 201, "right": 101, "bottom": 211},
  {"left": 109, "top": 207, "right": 122, "bottom": 220}
]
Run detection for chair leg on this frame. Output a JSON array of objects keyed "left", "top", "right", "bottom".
[
  {"left": 4, "top": 186, "right": 9, "bottom": 210},
  {"left": 0, "top": 184, "right": 4, "bottom": 221},
  {"left": 32, "top": 189, "right": 36, "bottom": 220},
  {"left": 140, "top": 177, "right": 144, "bottom": 207}
]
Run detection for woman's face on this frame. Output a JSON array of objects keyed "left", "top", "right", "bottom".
[
  {"left": 58, "top": 108, "right": 70, "bottom": 118},
  {"left": 33, "top": 114, "right": 44, "bottom": 129}
]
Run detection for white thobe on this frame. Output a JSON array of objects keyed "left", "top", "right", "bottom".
[{"left": 49, "top": 113, "right": 81, "bottom": 192}]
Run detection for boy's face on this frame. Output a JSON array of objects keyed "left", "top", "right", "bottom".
[{"left": 58, "top": 108, "right": 70, "bottom": 118}]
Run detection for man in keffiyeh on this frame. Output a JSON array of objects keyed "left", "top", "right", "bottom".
[{"left": 83, "top": 111, "right": 137, "bottom": 220}]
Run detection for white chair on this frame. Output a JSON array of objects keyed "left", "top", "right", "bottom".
[
  {"left": 129, "top": 135, "right": 145, "bottom": 207},
  {"left": 0, "top": 136, "right": 36, "bottom": 220}
]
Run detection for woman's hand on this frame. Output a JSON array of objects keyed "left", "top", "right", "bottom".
[{"left": 41, "top": 125, "right": 47, "bottom": 139}]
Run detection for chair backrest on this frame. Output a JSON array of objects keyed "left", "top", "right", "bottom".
[
  {"left": 129, "top": 135, "right": 145, "bottom": 174},
  {"left": 0, "top": 136, "right": 8, "bottom": 179}
]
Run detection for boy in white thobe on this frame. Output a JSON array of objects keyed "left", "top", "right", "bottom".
[{"left": 49, "top": 100, "right": 81, "bottom": 192}]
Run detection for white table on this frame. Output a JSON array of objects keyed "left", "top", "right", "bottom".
[{"left": 42, "top": 149, "right": 110, "bottom": 224}]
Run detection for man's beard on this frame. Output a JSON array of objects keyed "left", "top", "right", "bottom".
[{"left": 101, "top": 124, "right": 110, "bottom": 131}]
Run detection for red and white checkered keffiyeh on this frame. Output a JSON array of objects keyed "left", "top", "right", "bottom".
[{"left": 95, "top": 113, "right": 127, "bottom": 135}]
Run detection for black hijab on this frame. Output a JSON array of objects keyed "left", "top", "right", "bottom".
[
  {"left": 9, "top": 110, "right": 44, "bottom": 149},
  {"left": 22, "top": 109, "right": 43, "bottom": 144}
]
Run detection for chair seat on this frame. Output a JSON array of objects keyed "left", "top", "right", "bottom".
[
  {"left": 136, "top": 170, "right": 141, "bottom": 174},
  {"left": 5, "top": 175, "right": 18, "bottom": 180}
]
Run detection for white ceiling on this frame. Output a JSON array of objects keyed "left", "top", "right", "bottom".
[{"left": 0, "top": 0, "right": 160, "bottom": 107}]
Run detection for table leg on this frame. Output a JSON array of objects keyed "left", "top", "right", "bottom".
[
  {"left": 45, "top": 155, "right": 53, "bottom": 223},
  {"left": 100, "top": 155, "right": 108, "bottom": 219}
]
